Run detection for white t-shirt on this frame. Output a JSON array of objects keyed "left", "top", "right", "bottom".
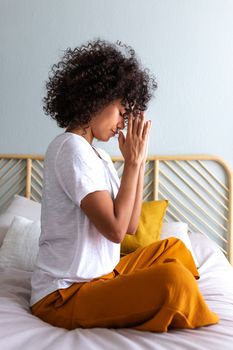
[{"left": 30, "top": 132, "right": 121, "bottom": 307}]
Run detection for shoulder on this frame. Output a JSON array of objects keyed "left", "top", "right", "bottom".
[
  {"left": 54, "top": 134, "right": 106, "bottom": 177},
  {"left": 46, "top": 133, "right": 95, "bottom": 161}
]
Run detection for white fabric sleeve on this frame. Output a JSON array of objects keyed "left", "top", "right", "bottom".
[{"left": 55, "top": 150, "right": 109, "bottom": 207}]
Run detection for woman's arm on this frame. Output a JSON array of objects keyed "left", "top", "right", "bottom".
[
  {"left": 126, "top": 115, "right": 151, "bottom": 234},
  {"left": 80, "top": 161, "right": 141, "bottom": 243},
  {"left": 80, "top": 116, "right": 151, "bottom": 244},
  {"left": 126, "top": 161, "right": 145, "bottom": 234}
]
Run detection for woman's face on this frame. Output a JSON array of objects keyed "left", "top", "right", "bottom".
[{"left": 90, "top": 99, "right": 127, "bottom": 142}]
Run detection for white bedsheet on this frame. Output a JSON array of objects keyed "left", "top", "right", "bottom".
[{"left": 1, "top": 233, "right": 233, "bottom": 350}]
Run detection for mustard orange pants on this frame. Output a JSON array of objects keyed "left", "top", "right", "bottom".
[{"left": 31, "top": 238, "right": 219, "bottom": 332}]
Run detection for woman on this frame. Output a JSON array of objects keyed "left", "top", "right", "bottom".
[{"left": 30, "top": 39, "right": 218, "bottom": 331}]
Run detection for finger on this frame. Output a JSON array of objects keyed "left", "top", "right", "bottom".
[
  {"left": 147, "top": 120, "right": 152, "bottom": 132},
  {"left": 137, "top": 112, "right": 145, "bottom": 137},
  {"left": 146, "top": 120, "right": 152, "bottom": 140},
  {"left": 132, "top": 114, "right": 139, "bottom": 135},
  {"left": 127, "top": 114, "right": 133, "bottom": 136},
  {"left": 142, "top": 120, "right": 151, "bottom": 139},
  {"left": 147, "top": 120, "right": 152, "bottom": 136},
  {"left": 145, "top": 119, "right": 151, "bottom": 139}
]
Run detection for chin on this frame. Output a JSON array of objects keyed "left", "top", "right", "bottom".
[
  {"left": 103, "top": 133, "right": 113, "bottom": 141},
  {"left": 96, "top": 135, "right": 110, "bottom": 142}
]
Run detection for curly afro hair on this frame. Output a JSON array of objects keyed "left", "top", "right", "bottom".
[{"left": 43, "top": 38, "right": 157, "bottom": 130}]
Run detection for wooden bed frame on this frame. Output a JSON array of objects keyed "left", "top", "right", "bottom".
[{"left": 0, "top": 154, "right": 232, "bottom": 264}]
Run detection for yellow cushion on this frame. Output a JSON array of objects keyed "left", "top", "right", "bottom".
[{"left": 120, "top": 200, "right": 169, "bottom": 255}]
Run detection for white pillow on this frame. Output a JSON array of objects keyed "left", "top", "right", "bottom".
[
  {"left": 0, "top": 195, "right": 41, "bottom": 246},
  {"left": 189, "top": 231, "right": 233, "bottom": 300},
  {"left": 0, "top": 215, "right": 41, "bottom": 271},
  {"left": 188, "top": 231, "right": 233, "bottom": 271},
  {"left": 161, "top": 221, "right": 199, "bottom": 267}
]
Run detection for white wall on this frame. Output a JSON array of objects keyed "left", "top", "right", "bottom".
[{"left": 0, "top": 0, "right": 233, "bottom": 169}]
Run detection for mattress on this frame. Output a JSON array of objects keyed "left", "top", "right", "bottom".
[{"left": 0, "top": 232, "right": 233, "bottom": 350}]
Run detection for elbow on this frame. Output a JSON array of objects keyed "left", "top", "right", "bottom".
[
  {"left": 110, "top": 226, "right": 127, "bottom": 244},
  {"left": 101, "top": 222, "right": 137, "bottom": 244},
  {"left": 99, "top": 225, "right": 125, "bottom": 244},
  {"left": 111, "top": 225, "right": 137, "bottom": 243},
  {"left": 113, "top": 236, "right": 123, "bottom": 244},
  {"left": 111, "top": 230, "right": 125, "bottom": 244}
]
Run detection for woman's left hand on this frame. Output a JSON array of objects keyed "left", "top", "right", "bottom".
[{"left": 140, "top": 111, "right": 152, "bottom": 165}]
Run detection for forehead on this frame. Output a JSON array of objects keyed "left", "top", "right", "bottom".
[
  {"left": 109, "top": 99, "right": 125, "bottom": 110},
  {"left": 112, "top": 99, "right": 131, "bottom": 110}
]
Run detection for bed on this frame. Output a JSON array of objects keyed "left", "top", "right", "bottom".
[{"left": 0, "top": 153, "right": 232, "bottom": 350}]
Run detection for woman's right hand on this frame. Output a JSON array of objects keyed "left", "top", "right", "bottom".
[{"left": 118, "top": 112, "right": 151, "bottom": 165}]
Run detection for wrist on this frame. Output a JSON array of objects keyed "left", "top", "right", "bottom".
[
  {"left": 141, "top": 160, "right": 146, "bottom": 168},
  {"left": 124, "top": 159, "right": 141, "bottom": 168}
]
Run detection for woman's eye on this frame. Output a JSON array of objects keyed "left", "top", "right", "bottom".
[{"left": 120, "top": 111, "right": 128, "bottom": 119}]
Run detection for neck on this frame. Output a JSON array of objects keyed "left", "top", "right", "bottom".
[{"left": 66, "top": 126, "right": 93, "bottom": 144}]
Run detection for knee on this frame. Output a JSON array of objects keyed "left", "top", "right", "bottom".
[{"left": 159, "top": 260, "right": 198, "bottom": 295}]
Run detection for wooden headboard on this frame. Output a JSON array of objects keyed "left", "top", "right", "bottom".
[{"left": 0, "top": 154, "right": 232, "bottom": 264}]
